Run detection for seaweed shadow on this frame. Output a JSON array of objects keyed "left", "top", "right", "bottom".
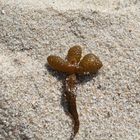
[{"left": 45, "top": 63, "right": 66, "bottom": 81}]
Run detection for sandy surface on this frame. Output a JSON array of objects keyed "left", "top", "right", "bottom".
[{"left": 0, "top": 0, "right": 140, "bottom": 140}]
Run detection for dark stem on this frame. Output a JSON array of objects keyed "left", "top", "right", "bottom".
[{"left": 64, "top": 74, "right": 79, "bottom": 139}]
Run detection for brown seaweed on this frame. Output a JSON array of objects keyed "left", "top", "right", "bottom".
[{"left": 47, "top": 45, "right": 102, "bottom": 139}]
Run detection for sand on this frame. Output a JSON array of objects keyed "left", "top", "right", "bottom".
[{"left": 0, "top": 0, "right": 140, "bottom": 140}]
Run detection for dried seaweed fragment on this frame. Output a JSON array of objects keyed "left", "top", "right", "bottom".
[{"left": 47, "top": 45, "right": 102, "bottom": 139}]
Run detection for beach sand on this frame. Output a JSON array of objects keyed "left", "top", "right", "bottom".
[{"left": 0, "top": 0, "right": 140, "bottom": 139}]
